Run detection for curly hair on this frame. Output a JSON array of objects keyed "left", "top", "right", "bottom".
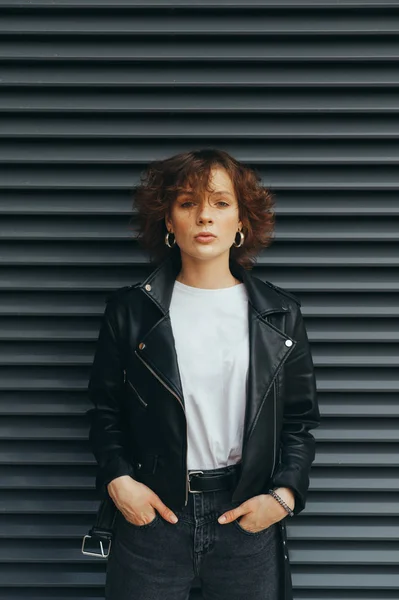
[{"left": 131, "top": 148, "right": 275, "bottom": 270}]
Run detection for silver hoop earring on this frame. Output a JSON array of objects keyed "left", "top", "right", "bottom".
[
  {"left": 165, "top": 231, "right": 176, "bottom": 248},
  {"left": 233, "top": 230, "right": 244, "bottom": 248}
]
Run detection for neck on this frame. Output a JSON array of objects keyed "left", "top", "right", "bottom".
[{"left": 176, "top": 252, "right": 241, "bottom": 289}]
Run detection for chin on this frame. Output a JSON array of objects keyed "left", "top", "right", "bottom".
[{"left": 184, "top": 246, "right": 229, "bottom": 263}]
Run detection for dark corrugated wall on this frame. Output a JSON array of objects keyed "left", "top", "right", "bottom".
[{"left": 1, "top": 1, "right": 398, "bottom": 598}]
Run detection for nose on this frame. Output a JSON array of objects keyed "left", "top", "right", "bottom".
[{"left": 196, "top": 200, "right": 213, "bottom": 224}]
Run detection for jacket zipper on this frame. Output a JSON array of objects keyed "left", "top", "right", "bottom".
[
  {"left": 134, "top": 350, "right": 189, "bottom": 506},
  {"left": 241, "top": 378, "right": 279, "bottom": 491},
  {"left": 270, "top": 380, "right": 278, "bottom": 478}
]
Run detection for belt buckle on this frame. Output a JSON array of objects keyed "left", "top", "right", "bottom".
[
  {"left": 188, "top": 470, "right": 204, "bottom": 493},
  {"left": 81, "top": 534, "right": 111, "bottom": 558}
]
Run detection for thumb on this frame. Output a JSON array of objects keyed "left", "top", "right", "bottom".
[
  {"left": 151, "top": 496, "right": 179, "bottom": 524},
  {"left": 218, "top": 502, "right": 248, "bottom": 524}
]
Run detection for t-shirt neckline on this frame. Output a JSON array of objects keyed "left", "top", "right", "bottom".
[{"left": 174, "top": 279, "right": 245, "bottom": 295}]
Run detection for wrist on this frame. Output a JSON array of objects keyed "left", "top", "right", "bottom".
[
  {"left": 268, "top": 488, "right": 295, "bottom": 517},
  {"left": 107, "top": 475, "right": 132, "bottom": 493},
  {"left": 273, "top": 487, "right": 295, "bottom": 510}
]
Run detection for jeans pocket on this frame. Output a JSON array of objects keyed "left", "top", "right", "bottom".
[
  {"left": 233, "top": 517, "right": 271, "bottom": 537},
  {"left": 120, "top": 511, "right": 160, "bottom": 530}
]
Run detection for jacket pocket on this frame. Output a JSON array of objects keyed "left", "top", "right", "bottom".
[{"left": 124, "top": 373, "right": 148, "bottom": 409}]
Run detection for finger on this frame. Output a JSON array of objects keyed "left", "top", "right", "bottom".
[
  {"left": 151, "top": 498, "right": 178, "bottom": 524},
  {"left": 218, "top": 504, "right": 248, "bottom": 524},
  {"left": 123, "top": 508, "right": 155, "bottom": 526}
]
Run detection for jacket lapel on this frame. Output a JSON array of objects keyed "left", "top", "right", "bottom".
[
  {"left": 244, "top": 304, "right": 294, "bottom": 445},
  {"left": 135, "top": 312, "right": 184, "bottom": 406},
  {"left": 237, "top": 264, "right": 296, "bottom": 444}
]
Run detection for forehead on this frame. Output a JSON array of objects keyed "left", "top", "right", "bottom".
[
  {"left": 179, "top": 167, "right": 235, "bottom": 196},
  {"left": 208, "top": 167, "right": 234, "bottom": 192}
]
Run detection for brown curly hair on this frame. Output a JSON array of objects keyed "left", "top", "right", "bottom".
[{"left": 131, "top": 148, "right": 275, "bottom": 270}]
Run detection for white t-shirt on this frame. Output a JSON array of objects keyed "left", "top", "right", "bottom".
[{"left": 169, "top": 279, "right": 250, "bottom": 470}]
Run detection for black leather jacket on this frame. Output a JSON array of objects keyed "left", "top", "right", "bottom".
[{"left": 87, "top": 251, "right": 320, "bottom": 517}]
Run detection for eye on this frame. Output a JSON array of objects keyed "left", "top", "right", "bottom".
[{"left": 179, "top": 200, "right": 229, "bottom": 208}]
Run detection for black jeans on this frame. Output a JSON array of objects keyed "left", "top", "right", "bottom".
[{"left": 105, "top": 464, "right": 282, "bottom": 600}]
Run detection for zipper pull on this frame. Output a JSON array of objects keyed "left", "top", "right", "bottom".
[{"left": 123, "top": 369, "right": 126, "bottom": 384}]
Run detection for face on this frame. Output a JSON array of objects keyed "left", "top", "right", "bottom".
[{"left": 165, "top": 167, "right": 243, "bottom": 263}]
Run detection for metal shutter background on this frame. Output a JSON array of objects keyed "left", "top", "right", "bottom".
[{"left": 1, "top": 1, "right": 398, "bottom": 598}]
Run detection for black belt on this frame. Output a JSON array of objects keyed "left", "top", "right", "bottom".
[
  {"left": 82, "top": 464, "right": 241, "bottom": 558},
  {"left": 187, "top": 465, "right": 241, "bottom": 493}
]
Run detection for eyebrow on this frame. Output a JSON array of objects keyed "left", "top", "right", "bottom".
[{"left": 211, "top": 190, "right": 234, "bottom": 197}]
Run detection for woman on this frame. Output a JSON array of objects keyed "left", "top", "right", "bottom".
[{"left": 87, "top": 148, "right": 320, "bottom": 600}]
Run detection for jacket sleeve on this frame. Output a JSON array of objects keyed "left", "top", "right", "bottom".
[
  {"left": 271, "top": 303, "right": 320, "bottom": 515},
  {"left": 86, "top": 298, "right": 135, "bottom": 495}
]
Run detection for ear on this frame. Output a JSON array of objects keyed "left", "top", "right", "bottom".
[{"left": 165, "top": 213, "right": 172, "bottom": 231}]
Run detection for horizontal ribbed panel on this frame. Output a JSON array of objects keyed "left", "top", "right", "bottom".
[{"left": 1, "top": 1, "right": 398, "bottom": 598}]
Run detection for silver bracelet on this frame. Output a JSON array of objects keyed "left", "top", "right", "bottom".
[{"left": 268, "top": 489, "right": 294, "bottom": 518}]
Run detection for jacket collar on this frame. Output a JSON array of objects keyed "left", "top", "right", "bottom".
[{"left": 138, "top": 249, "right": 289, "bottom": 317}]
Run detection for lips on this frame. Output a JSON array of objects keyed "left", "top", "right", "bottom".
[{"left": 195, "top": 233, "right": 216, "bottom": 238}]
